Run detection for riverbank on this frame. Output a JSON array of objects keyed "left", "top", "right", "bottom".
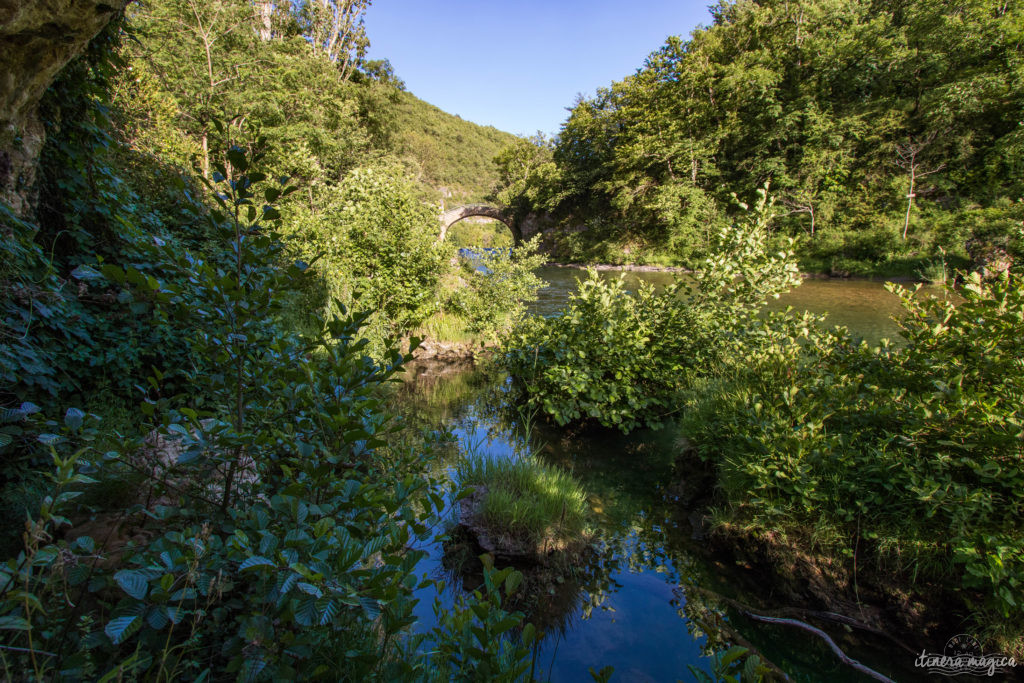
[
  {"left": 544, "top": 261, "right": 923, "bottom": 282},
  {"left": 410, "top": 337, "right": 495, "bottom": 362},
  {"left": 397, "top": 358, "right": 958, "bottom": 680}
]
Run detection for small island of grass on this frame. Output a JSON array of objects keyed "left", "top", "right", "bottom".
[{"left": 455, "top": 455, "right": 592, "bottom": 560}]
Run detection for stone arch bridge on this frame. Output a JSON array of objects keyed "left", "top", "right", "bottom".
[{"left": 438, "top": 204, "right": 546, "bottom": 244}]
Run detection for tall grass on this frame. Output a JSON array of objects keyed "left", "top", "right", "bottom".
[
  {"left": 456, "top": 455, "right": 590, "bottom": 555},
  {"left": 415, "top": 311, "right": 477, "bottom": 343}
]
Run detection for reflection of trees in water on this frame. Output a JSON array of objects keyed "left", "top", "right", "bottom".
[
  {"left": 438, "top": 528, "right": 610, "bottom": 639},
  {"left": 394, "top": 363, "right": 899, "bottom": 679},
  {"left": 388, "top": 362, "right": 523, "bottom": 447}
]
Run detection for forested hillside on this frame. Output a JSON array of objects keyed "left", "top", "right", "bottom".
[
  {"left": 118, "top": 0, "right": 512, "bottom": 209},
  {"left": 392, "top": 92, "right": 519, "bottom": 205},
  {"left": 500, "top": 0, "right": 1024, "bottom": 275}
]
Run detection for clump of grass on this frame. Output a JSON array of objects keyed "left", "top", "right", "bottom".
[
  {"left": 455, "top": 455, "right": 590, "bottom": 558},
  {"left": 914, "top": 247, "right": 949, "bottom": 283},
  {"left": 415, "top": 311, "right": 477, "bottom": 343}
]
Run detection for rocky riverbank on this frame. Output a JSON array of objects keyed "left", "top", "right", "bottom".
[{"left": 411, "top": 338, "right": 495, "bottom": 363}]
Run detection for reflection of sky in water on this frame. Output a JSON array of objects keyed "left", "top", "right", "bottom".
[
  {"left": 532, "top": 542, "right": 708, "bottom": 683},
  {"left": 405, "top": 403, "right": 714, "bottom": 682}
]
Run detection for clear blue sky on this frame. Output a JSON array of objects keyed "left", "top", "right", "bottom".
[{"left": 364, "top": 1, "right": 712, "bottom": 138}]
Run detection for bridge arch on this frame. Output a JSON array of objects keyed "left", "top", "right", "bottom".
[{"left": 438, "top": 204, "right": 519, "bottom": 243}]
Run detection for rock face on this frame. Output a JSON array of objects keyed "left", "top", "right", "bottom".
[{"left": 0, "top": 0, "right": 128, "bottom": 216}]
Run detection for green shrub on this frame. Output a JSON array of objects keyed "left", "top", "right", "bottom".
[
  {"left": 447, "top": 237, "right": 548, "bottom": 341},
  {"left": 285, "top": 163, "right": 451, "bottom": 347},
  {"left": 0, "top": 147, "right": 533, "bottom": 679},
  {"left": 502, "top": 187, "right": 800, "bottom": 432},
  {"left": 680, "top": 271, "right": 1024, "bottom": 652}
]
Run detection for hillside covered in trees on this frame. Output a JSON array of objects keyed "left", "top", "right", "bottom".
[
  {"left": 497, "top": 0, "right": 1024, "bottom": 276},
  {"left": 120, "top": 0, "right": 515, "bottom": 209},
  {"left": 392, "top": 92, "right": 519, "bottom": 205}
]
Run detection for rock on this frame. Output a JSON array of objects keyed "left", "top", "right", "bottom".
[
  {"left": 967, "top": 241, "right": 1014, "bottom": 280},
  {"left": 132, "top": 425, "right": 259, "bottom": 506},
  {"left": 456, "top": 485, "right": 590, "bottom": 561},
  {"left": 412, "top": 338, "right": 494, "bottom": 363},
  {"left": 0, "top": 0, "right": 129, "bottom": 216}
]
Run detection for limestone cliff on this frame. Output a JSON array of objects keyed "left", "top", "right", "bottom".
[{"left": 0, "top": 0, "right": 128, "bottom": 216}]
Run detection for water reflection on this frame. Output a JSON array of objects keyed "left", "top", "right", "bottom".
[
  {"left": 392, "top": 271, "right": 938, "bottom": 681},
  {"left": 391, "top": 364, "right": 926, "bottom": 681},
  {"left": 531, "top": 266, "right": 909, "bottom": 345}
]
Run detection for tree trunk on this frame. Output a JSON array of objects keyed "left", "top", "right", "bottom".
[
  {"left": 903, "top": 169, "right": 915, "bottom": 240},
  {"left": 202, "top": 129, "right": 210, "bottom": 179},
  {"left": 254, "top": 0, "right": 273, "bottom": 41}
]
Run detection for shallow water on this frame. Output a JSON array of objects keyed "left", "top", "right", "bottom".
[{"left": 397, "top": 270, "right": 934, "bottom": 681}]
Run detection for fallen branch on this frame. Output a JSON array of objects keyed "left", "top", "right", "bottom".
[
  {"left": 743, "top": 613, "right": 895, "bottom": 683},
  {"left": 686, "top": 584, "right": 916, "bottom": 654},
  {"left": 690, "top": 610, "right": 791, "bottom": 680}
]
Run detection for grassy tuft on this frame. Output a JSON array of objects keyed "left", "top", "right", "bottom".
[
  {"left": 415, "top": 311, "right": 477, "bottom": 344},
  {"left": 456, "top": 455, "right": 590, "bottom": 557}
]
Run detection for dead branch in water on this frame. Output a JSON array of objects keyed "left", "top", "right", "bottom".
[{"left": 743, "top": 613, "right": 895, "bottom": 683}]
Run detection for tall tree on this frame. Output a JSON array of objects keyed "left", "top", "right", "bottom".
[{"left": 298, "top": 0, "right": 370, "bottom": 81}]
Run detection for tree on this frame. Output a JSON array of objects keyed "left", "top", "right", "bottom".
[
  {"left": 491, "top": 135, "right": 560, "bottom": 220},
  {"left": 130, "top": 0, "right": 261, "bottom": 178},
  {"left": 357, "top": 58, "right": 405, "bottom": 90},
  {"left": 296, "top": 0, "right": 370, "bottom": 81},
  {"left": 895, "top": 131, "right": 946, "bottom": 240}
]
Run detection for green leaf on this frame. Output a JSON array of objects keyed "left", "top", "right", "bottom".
[
  {"left": 504, "top": 571, "right": 522, "bottom": 596},
  {"left": 114, "top": 570, "right": 150, "bottom": 600},
  {"left": 146, "top": 608, "right": 169, "bottom": 630},
  {"left": 297, "top": 582, "right": 323, "bottom": 597},
  {"left": 71, "top": 265, "right": 103, "bottom": 281},
  {"left": 0, "top": 615, "right": 29, "bottom": 631},
  {"left": 226, "top": 147, "right": 247, "bottom": 172},
  {"left": 239, "top": 556, "right": 275, "bottom": 572},
  {"left": 105, "top": 615, "right": 141, "bottom": 644},
  {"left": 64, "top": 407, "right": 85, "bottom": 431}
]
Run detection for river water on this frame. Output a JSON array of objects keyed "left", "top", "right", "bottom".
[{"left": 398, "top": 268, "right": 928, "bottom": 682}]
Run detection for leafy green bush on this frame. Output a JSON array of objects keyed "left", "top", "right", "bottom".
[
  {"left": 0, "top": 148, "right": 533, "bottom": 679},
  {"left": 285, "top": 163, "right": 451, "bottom": 346},
  {"left": 447, "top": 238, "right": 548, "bottom": 341},
  {"left": 502, "top": 187, "right": 800, "bottom": 432},
  {"left": 680, "top": 271, "right": 1024, "bottom": 652},
  {"left": 0, "top": 22, "right": 211, "bottom": 425}
]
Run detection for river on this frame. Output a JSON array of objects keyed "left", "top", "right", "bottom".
[{"left": 397, "top": 268, "right": 928, "bottom": 682}]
